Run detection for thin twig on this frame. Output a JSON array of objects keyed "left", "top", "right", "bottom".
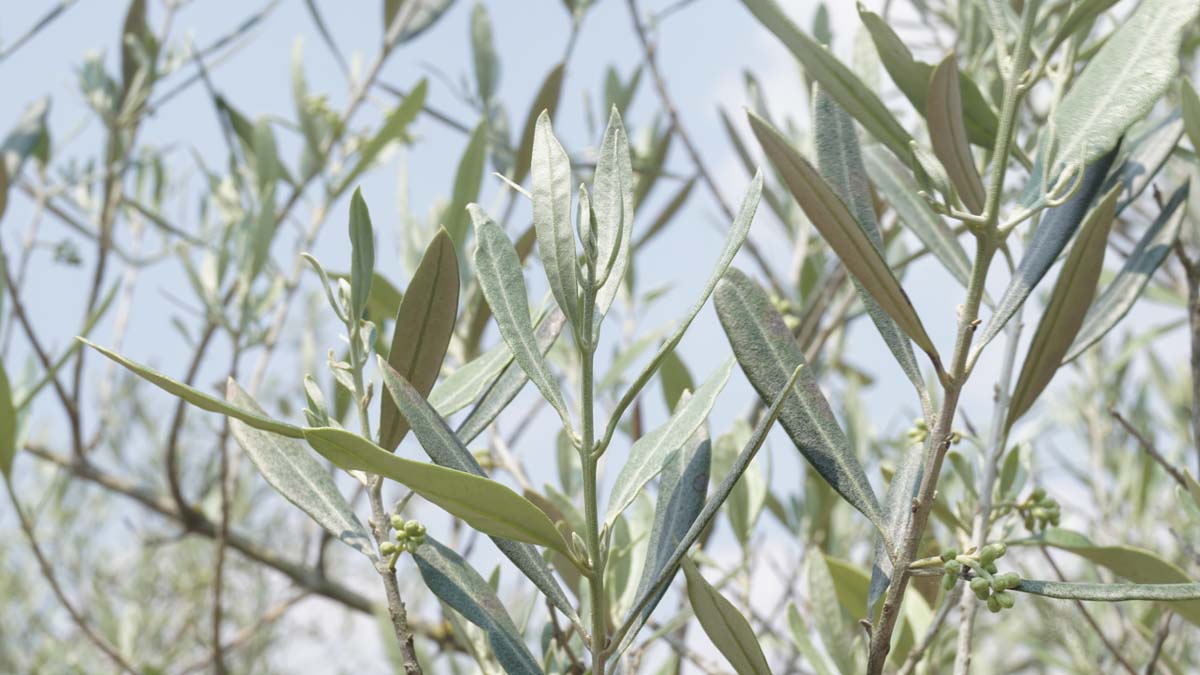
[
  {"left": 1110, "top": 408, "right": 1188, "bottom": 488},
  {"left": 1040, "top": 547, "right": 1139, "bottom": 675},
  {"left": 1143, "top": 612, "right": 1173, "bottom": 675}
]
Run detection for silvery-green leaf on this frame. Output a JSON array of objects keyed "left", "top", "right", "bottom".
[
  {"left": 856, "top": 6, "right": 998, "bottom": 148},
  {"left": 384, "top": 0, "right": 455, "bottom": 44},
  {"left": 740, "top": 0, "right": 914, "bottom": 165},
  {"left": 303, "top": 427, "right": 569, "bottom": 555},
  {"left": 531, "top": 111, "right": 580, "bottom": 329},
  {"left": 813, "top": 86, "right": 925, "bottom": 395},
  {"left": 605, "top": 359, "right": 733, "bottom": 526},
  {"left": 379, "top": 228, "right": 458, "bottom": 451},
  {"left": 609, "top": 173, "right": 762, "bottom": 431},
  {"left": 1184, "top": 79, "right": 1200, "bottom": 152},
  {"left": 1048, "top": 0, "right": 1198, "bottom": 181},
  {"left": 592, "top": 107, "right": 634, "bottom": 317},
  {"left": 868, "top": 440, "right": 924, "bottom": 615},
  {"left": 749, "top": 112, "right": 940, "bottom": 368},
  {"left": 511, "top": 65, "right": 565, "bottom": 185},
  {"left": 456, "top": 308, "right": 566, "bottom": 445},
  {"left": 336, "top": 80, "right": 426, "bottom": 197},
  {"left": 442, "top": 123, "right": 488, "bottom": 249},
  {"left": 1105, "top": 112, "right": 1183, "bottom": 215},
  {"left": 428, "top": 338, "right": 514, "bottom": 416},
  {"left": 470, "top": 205, "right": 570, "bottom": 426},
  {"left": 926, "top": 52, "right": 986, "bottom": 214},
  {"left": 658, "top": 350, "right": 693, "bottom": 413},
  {"left": 1012, "top": 528, "right": 1200, "bottom": 625},
  {"left": 787, "top": 604, "right": 838, "bottom": 675},
  {"left": 470, "top": 2, "right": 499, "bottom": 104},
  {"left": 626, "top": 425, "right": 710, "bottom": 642},
  {"left": 1006, "top": 186, "right": 1119, "bottom": 431},
  {"left": 1014, "top": 580, "right": 1200, "bottom": 603},
  {"left": 682, "top": 557, "right": 772, "bottom": 675},
  {"left": 82, "top": 339, "right": 303, "bottom": 438},
  {"left": 863, "top": 146, "right": 971, "bottom": 287},
  {"left": 1065, "top": 183, "right": 1188, "bottom": 363},
  {"left": 712, "top": 420, "right": 766, "bottom": 548},
  {"left": 348, "top": 188, "right": 375, "bottom": 320},
  {"left": 974, "top": 144, "right": 1120, "bottom": 356},
  {"left": 413, "top": 537, "right": 545, "bottom": 675},
  {"left": 808, "top": 553, "right": 855, "bottom": 675},
  {"left": 618, "top": 365, "right": 803, "bottom": 655},
  {"left": 376, "top": 359, "right": 579, "bottom": 623},
  {"left": 715, "top": 268, "right": 887, "bottom": 534},
  {"left": 226, "top": 380, "right": 374, "bottom": 560}
]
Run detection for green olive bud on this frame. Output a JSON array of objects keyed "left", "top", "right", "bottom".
[
  {"left": 981, "top": 542, "right": 1006, "bottom": 561},
  {"left": 940, "top": 549, "right": 958, "bottom": 562},
  {"left": 942, "top": 574, "right": 957, "bottom": 591},
  {"left": 997, "top": 572, "right": 1020, "bottom": 590},
  {"left": 391, "top": 515, "right": 405, "bottom": 530},
  {"left": 987, "top": 595, "right": 1001, "bottom": 613},
  {"left": 1024, "top": 513, "right": 1035, "bottom": 530},
  {"left": 944, "top": 560, "right": 963, "bottom": 576},
  {"left": 970, "top": 577, "right": 990, "bottom": 597},
  {"left": 395, "top": 530, "right": 409, "bottom": 542},
  {"left": 405, "top": 521, "right": 423, "bottom": 536},
  {"left": 1049, "top": 512, "right": 1061, "bottom": 526},
  {"left": 985, "top": 562, "right": 998, "bottom": 575},
  {"left": 380, "top": 541, "right": 397, "bottom": 555},
  {"left": 995, "top": 590, "right": 1015, "bottom": 609},
  {"left": 1031, "top": 487, "right": 1046, "bottom": 501}
]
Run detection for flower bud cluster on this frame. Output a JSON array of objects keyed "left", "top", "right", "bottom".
[
  {"left": 381, "top": 515, "right": 427, "bottom": 560},
  {"left": 1019, "top": 487, "right": 1060, "bottom": 531},
  {"left": 938, "top": 542, "right": 1019, "bottom": 613}
]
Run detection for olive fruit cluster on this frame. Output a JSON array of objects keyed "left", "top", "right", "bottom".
[
  {"left": 905, "top": 417, "right": 962, "bottom": 445},
  {"left": 381, "top": 515, "right": 427, "bottom": 561},
  {"left": 939, "top": 542, "right": 1019, "bottom": 613},
  {"left": 1018, "top": 487, "right": 1061, "bottom": 531}
]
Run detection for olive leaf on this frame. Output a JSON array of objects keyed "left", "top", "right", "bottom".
[
  {"left": 1012, "top": 528, "right": 1200, "bottom": 625},
  {"left": 973, "top": 143, "right": 1120, "bottom": 356},
  {"left": 302, "top": 426, "right": 570, "bottom": 555},
  {"left": 740, "top": 0, "right": 913, "bottom": 165},
  {"left": 863, "top": 146, "right": 971, "bottom": 287},
  {"left": 531, "top": 111, "right": 580, "bottom": 329},
  {"left": 379, "top": 228, "right": 459, "bottom": 451},
  {"left": 682, "top": 557, "right": 773, "bottom": 675},
  {"left": 813, "top": 86, "right": 925, "bottom": 395},
  {"left": 335, "top": 79, "right": 426, "bottom": 197},
  {"left": 427, "top": 333, "right": 515, "bottom": 416},
  {"left": 927, "top": 52, "right": 985, "bottom": 214},
  {"left": 470, "top": 204, "right": 571, "bottom": 428},
  {"left": 456, "top": 307, "right": 567, "bottom": 445},
  {"left": 82, "top": 339, "right": 304, "bottom": 438},
  {"left": 715, "top": 267, "right": 887, "bottom": 536},
  {"left": 591, "top": 107, "right": 634, "bottom": 317},
  {"left": 1183, "top": 79, "right": 1200, "bottom": 155},
  {"left": 857, "top": 5, "right": 998, "bottom": 148},
  {"left": 226, "top": 380, "right": 375, "bottom": 560},
  {"left": 787, "top": 604, "right": 839, "bottom": 675},
  {"left": 348, "top": 187, "right": 375, "bottom": 321},
  {"left": 1048, "top": 0, "right": 1198, "bottom": 180},
  {"left": 1065, "top": 183, "right": 1188, "bottom": 363},
  {"left": 511, "top": 63, "right": 565, "bottom": 185},
  {"left": 604, "top": 358, "right": 733, "bottom": 527},
  {"left": 0, "top": 362, "right": 15, "bottom": 479},
  {"left": 1014, "top": 579, "right": 1200, "bottom": 603},
  {"left": 1005, "top": 185, "right": 1120, "bottom": 432},
  {"left": 625, "top": 425, "right": 710, "bottom": 644},
  {"left": 441, "top": 122, "right": 488, "bottom": 249},
  {"left": 749, "top": 112, "right": 940, "bottom": 369},
  {"left": 1106, "top": 112, "right": 1183, "bottom": 215},
  {"left": 376, "top": 358, "right": 579, "bottom": 623}
]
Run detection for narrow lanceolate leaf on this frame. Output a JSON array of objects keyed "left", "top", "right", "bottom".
[
  {"left": 302, "top": 427, "right": 569, "bottom": 555},
  {"left": 749, "top": 112, "right": 940, "bottom": 368},
  {"left": 1065, "top": 183, "right": 1188, "bottom": 363},
  {"left": 857, "top": 5, "right": 998, "bottom": 148},
  {"left": 1183, "top": 79, "right": 1200, "bottom": 154},
  {"left": 813, "top": 86, "right": 924, "bottom": 394},
  {"left": 864, "top": 146, "right": 971, "bottom": 287},
  {"left": 337, "top": 79, "right": 426, "bottom": 196},
  {"left": 376, "top": 360, "right": 579, "bottom": 623},
  {"left": 787, "top": 605, "right": 838, "bottom": 675},
  {"left": 740, "top": 0, "right": 913, "bottom": 164},
  {"left": 379, "top": 228, "right": 459, "bottom": 451},
  {"left": 715, "top": 268, "right": 886, "bottom": 533},
  {"left": 927, "top": 52, "right": 985, "bottom": 214},
  {"left": 226, "top": 380, "right": 375, "bottom": 560},
  {"left": 512, "top": 64, "right": 566, "bottom": 185},
  {"left": 348, "top": 188, "right": 375, "bottom": 320},
  {"left": 531, "top": 111, "right": 580, "bottom": 328},
  {"left": 413, "top": 538, "right": 545, "bottom": 675},
  {"left": 470, "top": 205, "right": 570, "bottom": 424},
  {"left": 592, "top": 108, "right": 635, "bottom": 316},
  {"left": 0, "top": 363, "right": 15, "bottom": 479},
  {"left": 1048, "top": 0, "right": 1199, "bottom": 180},
  {"left": 974, "top": 144, "right": 1120, "bottom": 356},
  {"left": 1014, "top": 579, "right": 1200, "bottom": 602},
  {"left": 620, "top": 365, "right": 803, "bottom": 653},
  {"left": 611, "top": 173, "right": 762, "bottom": 430},
  {"left": 682, "top": 558, "right": 773, "bottom": 675},
  {"left": 1006, "top": 186, "right": 1120, "bottom": 431},
  {"left": 82, "top": 340, "right": 303, "bottom": 438},
  {"left": 626, "top": 426, "right": 711, "bottom": 643},
  {"left": 605, "top": 359, "right": 733, "bottom": 526},
  {"left": 427, "top": 336, "right": 514, "bottom": 416},
  {"left": 869, "top": 440, "right": 925, "bottom": 614},
  {"left": 456, "top": 308, "right": 567, "bottom": 445},
  {"left": 1106, "top": 113, "right": 1183, "bottom": 216},
  {"left": 1013, "top": 528, "right": 1200, "bottom": 626},
  {"left": 441, "top": 122, "right": 489, "bottom": 248}
]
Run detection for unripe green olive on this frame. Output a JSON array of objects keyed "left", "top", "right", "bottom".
[
  {"left": 405, "top": 521, "right": 424, "bottom": 537},
  {"left": 944, "top": 560, "right": 963, "bottom": 576},
  {"left": 987, "top": 595, "right": 1001, "bottom": 613},
  {"left": 970, "top": 577, "right": 991, "bottom": 598},
  {"left": 380, "top": 541, "right": 397, "bottom": 555},
  {"left": 995, "top": 590, "right": 1015, "bottom": 609},
  {"left": 941, "top": 549, "right": 958, "bottom": 562},
  {"left": 395, "top": 530, "right": 409, "bottom": 542},
  {"left": 1031, "top": 487, "right": 1046, "bottom": 501},
  {"left": 985, "top": 562, "right": 998, "bottom": 575},
  {"left": 942, "top": 574, "right": 957, "bottom": 591},
  {"left": 390, "top": 515, "right": 405, "bottom": 530}
]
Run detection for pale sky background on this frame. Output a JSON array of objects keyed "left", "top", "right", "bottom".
[{"left": 2, "top": 0, "right": 1195, "bottom": 672}]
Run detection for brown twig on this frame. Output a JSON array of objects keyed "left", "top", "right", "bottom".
[
  {"left": 1040, "top": 547, "right": 1139, "bottom": 675},
  {"left": 1110, "top": 408, "right": 1188, "bottom": 488},
  {"left": 1143, "top": 612, "right": 1173, "bottom": 675}
]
